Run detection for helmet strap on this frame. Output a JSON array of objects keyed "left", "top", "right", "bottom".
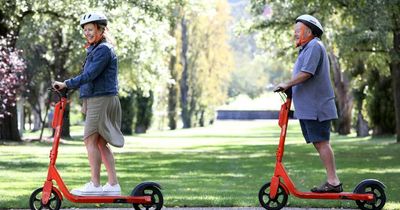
[{"left": 296, "top": 24, "right": 314, "bottom": 48}]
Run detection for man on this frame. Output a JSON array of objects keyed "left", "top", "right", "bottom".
[{"left": 274, "top": 14, "right": 342, "bottom": 193}]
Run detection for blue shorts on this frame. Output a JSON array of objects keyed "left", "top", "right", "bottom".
[{"left": 299, "top": 119, "right": 331, "bottom": 143}]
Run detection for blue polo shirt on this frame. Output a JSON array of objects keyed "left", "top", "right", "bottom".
[{"left": 292, "top": 38, "right": 338, "bottom": 121}]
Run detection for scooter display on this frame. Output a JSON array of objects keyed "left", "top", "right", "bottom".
[
  {"left": 29, "top": 87, "right": 163, "bottom": 210},
  {"left": 258, "top": 88, "right": 386, "bottom": 210}
]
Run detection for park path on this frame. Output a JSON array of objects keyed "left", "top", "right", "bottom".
[{"left": 53, "top": 207, "right": 356, "bottom": 210}]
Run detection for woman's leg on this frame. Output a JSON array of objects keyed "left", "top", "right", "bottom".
[
  {"left": 97, "top": 135, "right": 118, "bottom": 185},
  {"left": 84, "top": 132, "right": 102, "bottom": 187}
]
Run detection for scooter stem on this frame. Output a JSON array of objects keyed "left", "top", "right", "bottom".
[{"left": 49, "top": 97, "right": 67, "bottom": 167}]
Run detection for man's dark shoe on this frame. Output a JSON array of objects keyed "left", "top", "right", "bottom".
[{"left": 311, "top": 182, "right": 343, "bottom": 193}]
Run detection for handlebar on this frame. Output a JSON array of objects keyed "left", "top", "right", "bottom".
[
  {"left": 49, "top": 85, "right": 69, "bottom": 99},
  {"left": 274, "top": 87, "right": 292, "bottom": 99}
]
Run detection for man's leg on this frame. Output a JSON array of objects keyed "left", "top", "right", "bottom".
[{"left": 313, "top": 141, "right": 340, "bottom": 186}]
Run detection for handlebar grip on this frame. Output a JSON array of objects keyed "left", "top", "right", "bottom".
[
  {"left": 50, "top": 84, "right": 68, "bottom": 98},
  {"left": 274, "top": 87, "right": 292, "bottom": 99},
  {"left": 274, "top": 87, "right": 284, "bottom": 93}
]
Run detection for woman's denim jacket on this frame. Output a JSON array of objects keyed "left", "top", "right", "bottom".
[{"left": 65, "top": 42, "right": 118, "bottom": 98}]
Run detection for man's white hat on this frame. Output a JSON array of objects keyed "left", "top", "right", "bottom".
[{"left": 296, "top": 14, "right": 323, "bottom": 37}]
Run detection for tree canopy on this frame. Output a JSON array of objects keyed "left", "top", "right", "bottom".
[
  {"left": 0, "top": 0, "right": 236, "bottom": 139},
  {"left": 1, "top": 0, "right": 399, "bottom": 141},
  {"left": 245, "top": 0, "right": 400, "bottom": 140}
]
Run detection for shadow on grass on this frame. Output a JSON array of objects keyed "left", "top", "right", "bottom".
[{"left": 1, "top": 124, "right": 399, "bottom": 209}]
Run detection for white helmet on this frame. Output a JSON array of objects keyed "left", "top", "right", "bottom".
[
  {"left": 296, "top": 14, "right": 323, "bottom": 37},
  {"left": 80, "top": 12, "right": 107, "bottom": 28}
]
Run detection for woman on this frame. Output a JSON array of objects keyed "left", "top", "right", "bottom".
[{"left": 53, "top": 11, "right": 124, "bottom": 196}]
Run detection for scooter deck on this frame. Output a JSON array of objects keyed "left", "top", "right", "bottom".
[
  {"left": 292, "top": 191, "right": 374, "bottom": 201},
  {"left": 65, "top": 195, "right": 152, "bottom": 203}
]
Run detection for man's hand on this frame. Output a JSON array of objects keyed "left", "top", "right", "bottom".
[
  {"left": 273, "top": 82, "right": 290, "bottom": 92},
  {"left": 52, "top": 81, "right": 67, "bottom": 90},
  {"left": 273, "top": 72, "right": 312, "bottom": 92}
]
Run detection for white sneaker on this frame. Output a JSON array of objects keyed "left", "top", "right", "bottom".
[
  {"left": 102, "top": 183, "right": 121, "bottom": 196},
  {"left": 71, "top": 181, "right": 103, "bottom": 196}
]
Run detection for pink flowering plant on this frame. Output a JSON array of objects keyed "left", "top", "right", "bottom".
[{"left": 0, "top": 36, "right": 26, "bottom": 118}]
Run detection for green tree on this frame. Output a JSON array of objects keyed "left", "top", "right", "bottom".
[
  {"left": 111, "top": 1, "right": 174, "bottom": 133},
  {"left": 0, "top": 36, "right": 26, "bottom": 141},
  {"left": 13, "top": 0, "right": 175, "bottom": 136},
  {"left": 0, "top": 0, "right": 37, "bottom": 141},
  {"left": 120, "top": 92, "right": 135, "bottom": 135},
  {"left": 14, "top": 0, "right": 92, "bottom": 139},
  {"left": 180, "top": 0, "right": 234, "bottom": 128},
  {"left": 166, "top": 0, "right": 185, "bottom": 130},
  {"left": 230, "top": 1, "right": 291, "bottom": 99},
  {"left": 336, "top": 0, "right": 400, "bottom": 140},
  {"left": 365, "top": 70, "right": 395, "bottom": 134},
  {"left": 246, "top": 0, "right": 400, "bottom": 138},
  {"left": 134, "top": 90, "right": 154, "bottom": 133}
]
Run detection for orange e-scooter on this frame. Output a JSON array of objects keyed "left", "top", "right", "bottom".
[
  {"left": 258, "top": 88, "right": 386, "bottom": 210},
  {"left": 29, "top": 87, "right": 163, "bottom": 210}
]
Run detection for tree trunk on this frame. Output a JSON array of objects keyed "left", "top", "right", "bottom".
[
  {"left": 168, "top": 58, "right": 179, "bottom": 130},
  {"left": 168, "top": 30, "right": 179, "bottom": 130},
  {"left": 391, "top": 29, "right": 400, "bottom": 142},
  {"left": 26, "top": 107, "right": 32, "bottom": 130},
  {"left": 39, "top": 101, "right": 51, "bottom": 141},
  {"left": 32, "top": 108, "right": 41, "bottom": 131},
  {"left": 356, "top": 111, "right": 369, "bottom": 137},
  {"left": 17, "top": 98, "right": 24, "bottom": 137},
  {"left": 134, "top": 91, "right": 154, "bottom": 134},
  {"left": 199, "top": 110, "right": 205, "bottom": 127},
  {"left": 189, "top": 92, "right": 197, "bottom": 127},
  {"left": 168, "top": 23, "right": 179, "bottom": 130},
  {"left": 329, "top": 50, "right": 353, "bottom": 135},
  {"left": 0, "top": 105, "right": 21, "bottom": 141},
  {"left": 180, "top": 16, "right": 190, "bottom": 128}
]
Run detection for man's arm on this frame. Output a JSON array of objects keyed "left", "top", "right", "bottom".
[{"left": 273, "top": 71, "right": 312, "bottom": 91}]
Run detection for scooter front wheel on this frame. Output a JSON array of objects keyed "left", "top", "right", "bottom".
[
  {"left": 132, "top": 185, "right": 163, "bottom": 210},
  {"left": 259, "top": 182, "right": 288, "bottom": 210},
  {"left": 29, "top": 187, "right": 62, "bottom": 210}
]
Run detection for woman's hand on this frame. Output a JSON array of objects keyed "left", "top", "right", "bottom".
[{"left": 52, "top": 81, "right": 67, "bottom": 90}]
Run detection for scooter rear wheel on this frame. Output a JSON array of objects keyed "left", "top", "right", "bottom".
[
  {"left": 132, "top": 185, "right": 163, "bottom": 210},
  {"left": 259, "top": 182, "right": 288, "bottom": 210},
  {"left": 29, "top": 187, "right": 62, "bottom": 210},
  {"left": 354, "top": 183, "right": 386, "bottom": 210}
]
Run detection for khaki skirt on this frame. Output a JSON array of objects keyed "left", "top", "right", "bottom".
[{"left": 83, "top": 95, "right": 124, "bottom": 147}]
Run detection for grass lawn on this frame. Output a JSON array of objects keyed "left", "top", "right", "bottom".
[{"left": 0, "top": 120, "right": 399, "bottom": 209}]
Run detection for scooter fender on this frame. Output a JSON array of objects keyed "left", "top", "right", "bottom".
[
  {"left": 353, "top": 179, "right": 386, "bottom": 193},
  {"left": 131, "top": 181, "right": 162, "bottom": 196}
]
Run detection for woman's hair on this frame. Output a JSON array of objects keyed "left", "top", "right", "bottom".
[{"left": 97, "top": 24, "right": 116, "bottom": 46}]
